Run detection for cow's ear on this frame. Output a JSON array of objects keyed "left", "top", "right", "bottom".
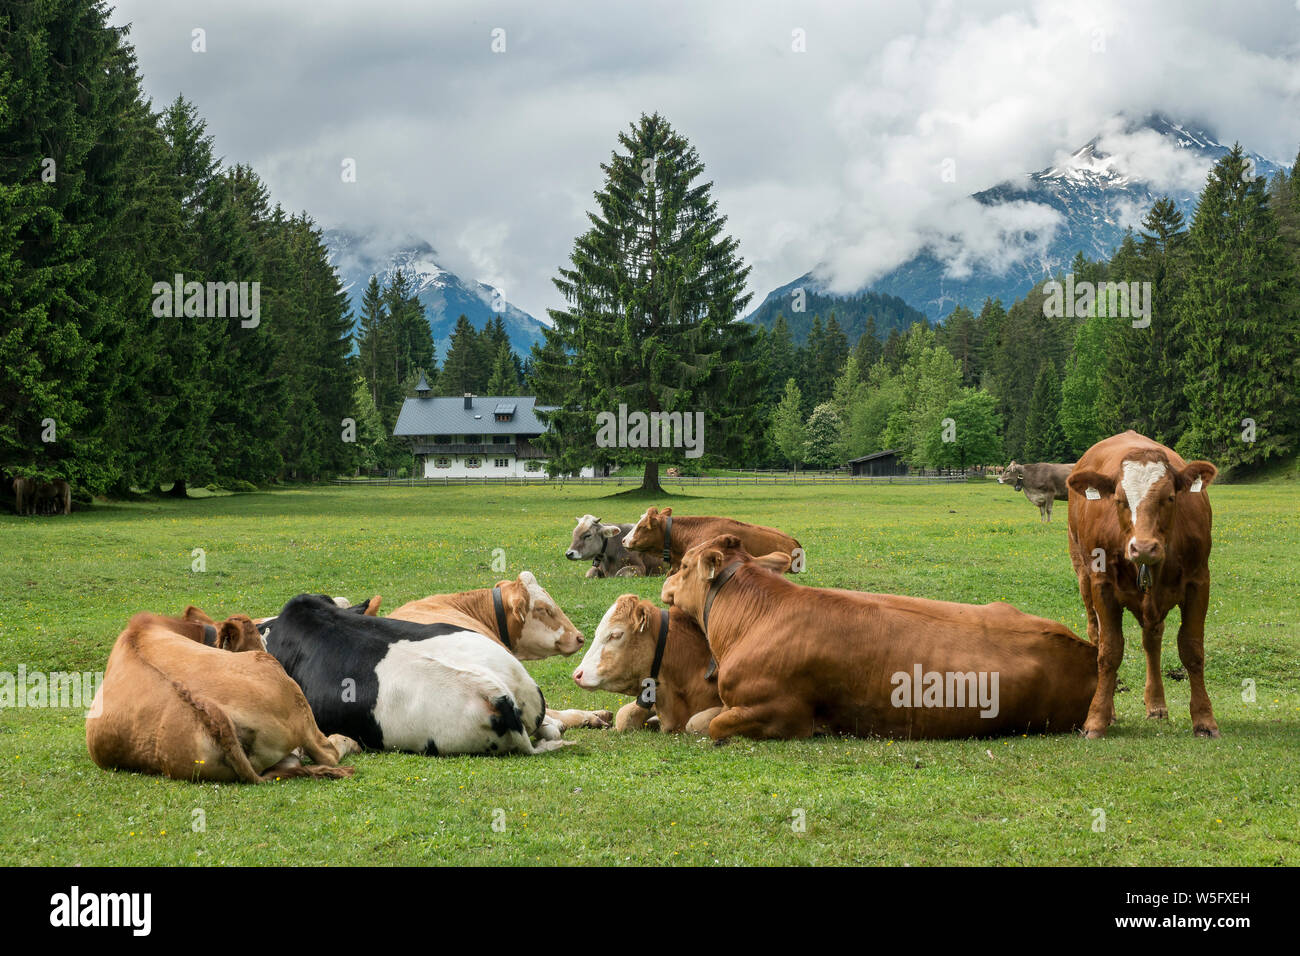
[
  {"left": 600, "top": 525, "right": 621, "bottom": 538},
  {"left": 699, "top": 547, "right": 726, "bottom": 580},
  {"left": 661, "top": 507, "right": 672, "bottom": 517},
  {"left": 364, "top": 595, "right": 381, "bottom": 615},
  {"left": 217, "top": 620, "right": 242, "bottom": 651},
  {"left": 752, "top": 551, "right": 792, "bottom": 573},
  {"left": 719, "top": 534, "right": 742, "bottom": 551},
  {"left": 183, "top": 605, "right": 215, "bottom": 626},
  {"left": 1068, "top": 469, "right": 1114, "bottom": 499},
  {"left": 507, "top": 574, "right": 533, "bottom": 622},
  {"left": 632, "top": 600, "right": 653, "bottom": 634},
  {"left": 1176, "top": 460, "right": 1217, "bottom": 493}
]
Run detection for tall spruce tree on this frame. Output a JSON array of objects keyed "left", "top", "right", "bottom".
[
  {"left": 1175, "top": 145, "right": 1299, "bottom": 470},
  {"left": 533, "top": 113, "right": 757, "bottom": 491},
  {"left": 1022, "top": 361, "right": 1068, "bottom": 462}
]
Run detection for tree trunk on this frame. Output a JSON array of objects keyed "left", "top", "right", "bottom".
[
  {"left": 167, "top": 479, "right": 188, "bottom": 498},
  {"left": 640, "top": 459, "right": 663, "bottom": 494}
]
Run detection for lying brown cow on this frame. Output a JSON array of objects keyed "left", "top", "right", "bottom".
[
  {"left": 1066, "top": 430, "right": 1219, "bottom": 738},
  {"left": 999, "top": 461, "right": 1074, "bottom": 522},
  {"left": 385, "top": 571, "right": 612, "bottom": 731},
  {"left": 623, "top": 506, "right": 803, "bottom": 573},
  {"left": 574, "top": 552, "right": 794, "bottom": 734},
  {"left": 87, "top": 610, "right": 359, "bottom": 782},
  {"left": 661, "top": 535, "right": 1098, "bottom": 741}
]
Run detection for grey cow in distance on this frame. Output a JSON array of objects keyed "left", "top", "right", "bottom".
[
  {"left": 565, "top": 515, "right": 665, "bottom": 578},
  {"left": 999, "top": 460, "right": 1075, "bottom": 522}
]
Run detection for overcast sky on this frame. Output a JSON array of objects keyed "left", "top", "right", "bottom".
[{"left": 110, "top": 0, "right": 1300, "bottom": 319}]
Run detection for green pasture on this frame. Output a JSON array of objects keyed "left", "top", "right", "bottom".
[{"left": 1, "top": 480, "right": 1297, "bottom": 865}]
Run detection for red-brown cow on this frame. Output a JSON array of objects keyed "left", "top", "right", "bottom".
[
  {"left": 622, "top": 506, "right": 803, "bottom": 573},
  {"left": 1066, "top": 430, "right": 1220, "bottom": 738}
]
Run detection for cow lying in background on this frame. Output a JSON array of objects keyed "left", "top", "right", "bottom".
[
  {"left": 1066, "top": 430, "right": 1219, "bottom": 738},
  {"left": 999, "top": 461, "right": 1074, "bottom": 522},
  {"left": 574, "top": 553, "right": 794, "bottom": 734},
  {"left": 387, "top": 571, "right": 611, "bottom": 730},
  {"left": 566, "top": 515, "right": 664, "bottom": 578},
  {"left": 662, "top": 535, "right": 1098, "bottom": 741},
  {"left": 623, "top": 506, "right": 803, "bottom": 573},
  {"left": 259, "top": 593, "right": 572, "bottom": 755},
  {"left": 86, "top": 610, "right": 359, "bottom": 783}
]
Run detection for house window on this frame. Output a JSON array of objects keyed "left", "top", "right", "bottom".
[
  {"left": 525, "top": 460, "right": 543, "bottom": 473},
  {"left": 463, "top": 435, "right": 480, "bottom": 445},
  {"left": 493, "top": 435, "right": 511, "bottom": 444},
  {"left": 465, "top": 457, "right": 481, "bottom": 469},
  {"left": 433, "top": 435, "right": 450, "bottom": 444},
  {"left": 494, "top": 458, "right": 510, "bottom": 468},
  {"left": 435, "top": 457, "right": 451, "bottom": 469}
]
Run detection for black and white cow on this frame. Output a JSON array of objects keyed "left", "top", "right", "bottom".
[{"left": 258, "top": 594, "right": 571, "bottom": 755}]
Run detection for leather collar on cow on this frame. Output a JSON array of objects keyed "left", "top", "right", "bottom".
[
  {"left": 1138, "top": 563, "right": 1153, "bottom": 592},
  {"left": 635, "top": 607, "right": 672, "bottom": 710},
  {"left": 591, "top": 531, "right": 610, "bottom": 568},
  {"left": 663, "top": 514, "right": 673, "bottom": 564},
  {"left": 703, "top": 560, "right": 745, "bottom": 636},
  {"left": 1014, "top": 476, "right": 1023, "bottom": 492},
  {"left": 202, "top": 624, "right": 219, "bottom": 648},
  {"left": 491, "top": 585, "right": 513, "bottom": 651}
]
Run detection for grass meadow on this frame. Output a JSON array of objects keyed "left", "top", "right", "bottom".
[{"left": 1, "top": 479, "right": 1297, "bottom": 866}]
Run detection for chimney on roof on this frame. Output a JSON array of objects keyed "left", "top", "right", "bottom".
[{"left": 464, "top": 393, "right": 473, "bottom": 410}]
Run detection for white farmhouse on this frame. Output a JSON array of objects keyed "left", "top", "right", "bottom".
[{"left": 392, "top": 374, "right": 593, "bottom": 478}]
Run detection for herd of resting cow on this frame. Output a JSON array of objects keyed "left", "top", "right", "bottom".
[{"left": 83, "top": 430, "right": 1222, "bottom": 784}]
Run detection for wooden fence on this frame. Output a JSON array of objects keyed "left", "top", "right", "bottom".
[{"left": 331, "top": 472, "right": 973, "bottom": 488}]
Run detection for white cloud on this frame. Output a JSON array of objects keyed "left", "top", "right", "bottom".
[{"left": 110, "top": 0, "right": 1300, "bottom": 318}]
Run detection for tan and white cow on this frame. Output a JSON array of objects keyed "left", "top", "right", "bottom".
[
  {"left": 386, "top": 571, "right": 611, "bottom": 731},
  {"left": 86, "top": 611, "right": 360, "bottom": 783}
]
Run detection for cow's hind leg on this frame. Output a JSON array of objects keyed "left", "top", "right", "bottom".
[
  {"left": 708, "top": 701, "right": 815, "bottom": 743},
  {"left": 1178, "top": 579, "right": 1220, "bottom": 738},
  {"left": 1141, "top": 617, "right": 1168, "bottom": 719},
  {"left": 545, "top": 707, "right": 613, "bottom": 730}
]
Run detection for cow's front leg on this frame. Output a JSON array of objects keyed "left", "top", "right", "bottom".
[
  {"left": 1141, "top": 617, "right": 1168, "bottom": 719},
  {"left": 708, "top": 700, "right": 815, "bottom": 743},
  {"left": 684, "top": 706, "right": 723, "bottom": 734},
  {"left": 614, "top": 701, "right": 653, "bottom": 731},
  {"left": 1084, "top": 582, "right": 1125, "bottom": 738},
  {"left": 1178, "top": 579, "right": 1219, "bottom": 738},
  {"left": 544, "top": 707, "right": 613, "bottom": 731}
]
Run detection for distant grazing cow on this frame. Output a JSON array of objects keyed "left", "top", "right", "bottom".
[
  {"left": 661, "top": 535, "right": 1098, "bottom": 741},
  {"left": 574, "top": 552, "right": 793, "bottom": 734},
  {"left": 623, "top": 506, "right": 803, "bottom": 573},
  {"left": 566, "top": 515, "right": 664, "bottom": 578},
  {"left": 1066, "top": 430, "right": 1219, "bottom": 738},
  {"left": 386, "top": 572, "right": 610, "bottom": 730},
  {"left": 999, "top": 461, "right": 1074, "bottom": 522},
  {"left": 32, "top": 479, "right": 71, "bottom": 515},
  {"left": 259, "top": 593, "right": 573, "bottom": 755},
  {"left": 11, "top": 478, "right": 34, "bottom": 515},
  {"left": 86, "top": 610, "right": 359, "bottom": 782}
]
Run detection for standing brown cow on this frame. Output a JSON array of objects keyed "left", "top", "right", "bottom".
[{"left": 1066, "top": 431, "right": 1219, "bottom": 738}]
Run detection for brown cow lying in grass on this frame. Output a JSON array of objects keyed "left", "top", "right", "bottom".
[
  {"left": 86, "top": 608, "right": 359, "bottom": 783},
  {"left": 385, "top": 571, "right": 612, "bottom": 731},
  {"left": 574, "top": 553, "right": 794, "bottom": 734},
  {"left": 661, "top": 535, "right": 1098, "bottom": 741},
  {"left": 622, "top": 506, "right": 804, "bottom": 573}
]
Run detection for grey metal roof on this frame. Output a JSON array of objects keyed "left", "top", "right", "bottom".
[
  {"left": 847, "top": 449, "right": 904, "bottom": 463},
  {"left": 393, "top": 395, "right": 551, "bottom": 437}
]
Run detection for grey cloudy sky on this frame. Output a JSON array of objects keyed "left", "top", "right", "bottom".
[{"left": 110, "top": 0, "right": 1300, "bottom": 319}]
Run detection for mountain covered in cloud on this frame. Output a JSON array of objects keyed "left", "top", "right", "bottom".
[
  {"left": 748, "top": 115, "right": 1288, "bottom": 324},
  {"left": 323, "top": 229, "right": 547, "bottom": 358}
]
